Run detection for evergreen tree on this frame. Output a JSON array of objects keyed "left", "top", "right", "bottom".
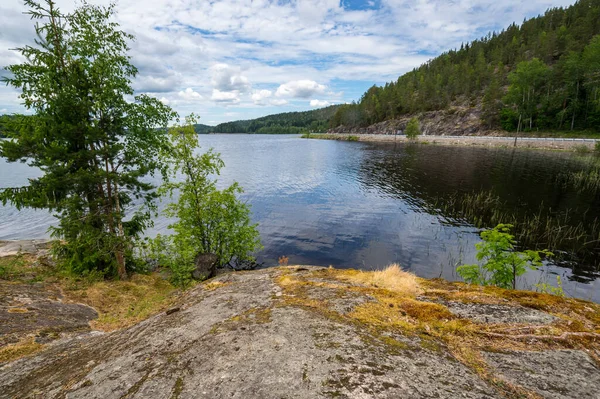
[
  {"left": 481, "top": 72, "right": 503, "bottom": 128},
  {"left": 0, "top": 0, "right": 175, "bottom": 278}
]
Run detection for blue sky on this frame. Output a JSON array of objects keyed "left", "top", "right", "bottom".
[{"left": 0, "top": 0, "right": 577, "bottom": 125}]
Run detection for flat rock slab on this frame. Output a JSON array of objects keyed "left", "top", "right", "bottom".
[
  {"left": 442, "top": 301, "right": 557, "bottom": 324},
  {"left": 0, "top": 240, "right": 52, "bottom": 257},
  {"left": 0, "top": 281, "right": 97, "bottom": 346},
  {"left": 0, "top": 267, "right": 597, "bottom": 399},
  {"left": 485, "top": 350, "right": 600, "bottom": 399},
  {"left": 0, "top": 268, "right": 499, "bottom": 399}
]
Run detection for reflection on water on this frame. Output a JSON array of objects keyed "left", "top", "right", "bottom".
[{"left": 1, "top": 135, "right": 599, "bottom": 302}]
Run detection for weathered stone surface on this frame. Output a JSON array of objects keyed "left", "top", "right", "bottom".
[
  {"left": 0, "top": 240, "right": 52, "bottom": 257},
  {"left": 0, "top": 267, "right": 598, "bottom": 399},
  {"left": 441, "top": 301, "right": 557, "bottom": 324},
  {"left": 328, "top": 105, "right": 494, "bottom": 137},
  {"left": 0, "top": 281, "right": 98, "bottom": 346},
  {"left": 485, "top": 350, "right": 600, "bottom": 399},
  {"left": 193, "top": 253, "right": 219, "bottom": 280}
]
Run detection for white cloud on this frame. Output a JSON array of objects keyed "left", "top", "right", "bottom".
[
  {"left": 178, "top": 88, "right": 202, "bottom": 101},
  {"left": 211, "top": 89, "right": 240, "bottom": 104},
  {"left": 0, "top": 0, "right": 579, "bottom": 123},
  {"left": 251, "top": 89, "right": 272, "bottom": 105},
  {"left": 310, "top": 99, "right": 330, "bottom": 107},
  {"left": 269, "top": 99, "right": 288, "bottom": 106},
  {"left": 210, "top": 64, "right": 251, "bottom": 93},
  {"left": 276, "top": 80, "right": 327, "bottom": 98},
  {"left": 158, "top": 97, "right": 170, "bottom": 105},
  {"left": 134, "top": 75, "right": 180, "bottom": 93}
]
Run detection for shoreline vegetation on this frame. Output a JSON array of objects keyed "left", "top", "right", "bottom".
[{"left": 302, "top": 132, "right": 600, "bottom": 151}]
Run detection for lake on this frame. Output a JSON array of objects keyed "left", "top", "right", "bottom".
[{"left": 1, "top": 134, "right": 599, "bottom": 301}]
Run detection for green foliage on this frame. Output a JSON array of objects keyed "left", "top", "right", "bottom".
[
  {"left": 328, "top": 1, "right": 600, "bottom": 134},
  {"left": 535, "top": 275, "right": 566, "bottom": 297},
  {"left": 457, "top": 224, "right": 552, "bottom": 290},
  {"left": 405, "top": 118, "right": 420, "bottom": 139},
  {"left": 0, "top": 1, "right": 175, "bottom": 279},
  {"left": 154, "top": 116, "right": 262, "bottom": 284},
  {"left": 0, "top": 253, "right": 27, "bottom": 280},
  {"left": 481, "top": 73, "right": 503, "bottom": 128},
  {"left": 500, "top": 108, "right": 520, "bottom": 131},
  {"left": 209, "top": 106, "right": 339, "bottom": 133},
  {"left": 347, "top": 135, "right": 359, "bottom": 141},
  {"left": 503, "top": 58, "right": 549, "bottom": 131}
]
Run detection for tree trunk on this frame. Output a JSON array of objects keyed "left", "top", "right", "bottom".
[{"left": 571, "top": 80, "right": 579, "bottom": 131}]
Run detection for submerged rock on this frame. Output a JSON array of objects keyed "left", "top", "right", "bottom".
[{"left": 0, "top": 266, "right": 599, "bottom": 399}]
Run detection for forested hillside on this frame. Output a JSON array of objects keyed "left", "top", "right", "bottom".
[
  {"left": 331, "top": 0, "right": 600, "bottom": 134},
  {"left": 207, "top": 105, "right": 340, "bottom": 134}
]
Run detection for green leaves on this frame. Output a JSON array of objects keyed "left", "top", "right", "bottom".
[
  {"left": 1, "top": 1, "right": 175, "bottom": 278},
  {"left": 151, "top": 116, "right": 262, "bottom": 285},
  {"left": 457, "top": 224, "right": 553, "bottom": 290},
  {"left": 404, "top": 117, "right": 420, "bottom": 139}
]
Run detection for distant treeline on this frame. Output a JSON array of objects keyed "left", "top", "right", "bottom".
[
  {"left": 196, "top": 105, "right": 340, "bottom": 134},
  {"left": 331, "top": 0, "right": 600, "bottom": 133}
]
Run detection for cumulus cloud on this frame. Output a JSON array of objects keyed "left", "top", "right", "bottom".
[
  {"left": 269, "top": 99, "right": 288, "bottom": 106},
  {"left": 251, "top": 89, "right": 272, "bottom": 105},
  {"left": 178, "top": 88, "right": 202, "bottom": 101},
  {"left": 210, "top": 64, "right": 251, "bottom": 93},
  {"left": 310, "top": 99, "right": 331, "bottom": 107},
  {"left": 211, "top": 89, "right": 240, "bottom": 104},
  {"left": 276, "top": 80, "right": 327, "bottom": 99},
  {"left": 134, "top": 75, "right": 180, "bottom": 93},
  {"left": 0, "top": 0, "right": 577, "bottom": 123}
]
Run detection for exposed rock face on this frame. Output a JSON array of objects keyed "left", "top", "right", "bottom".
[
  {"left": 485, "top": 350, "right": 600, "bottom": 399},
  {"left": 0, "top": 240, "right": 52, "bottom": 258},
  {"left": 0, "top": 282, "right": 98, "bottom": 347},
  {"left": 192, "top": 253, "right": 219, "bottom": 280},
  {"left": 1, "top": 266, "right": 599, "bottom": 399},
  {"left": 328, "top": 106, "right": 502, "bottom": 136},
  {"left": 438, "top": 301, "right": 558, "bottom": 324}
]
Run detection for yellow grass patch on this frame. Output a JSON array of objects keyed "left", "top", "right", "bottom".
[
  {"left": 0, "top": 337, "right": 45, "bottom": 364},
  {"left": 64, "top": 273, "right": 179, "bottom": 332},
  {"left": 203, "top": 281, "right": 229, "bottom": 291},
  {"left": 335, "top": 264, "right": 421, "bottom": 297},
  {"left": 7, "top": 307, "right": 29, "bottom": 313}
]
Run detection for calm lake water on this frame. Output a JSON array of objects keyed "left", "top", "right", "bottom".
[{"left": 1, "top": 134, "right": 599, "bottom": 302}]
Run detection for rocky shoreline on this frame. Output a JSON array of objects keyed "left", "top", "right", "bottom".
[
  {"left": 309, "top": 133, "right": 599, "bottom": 151},
  {"left": 1, "top": 242, "right": 599, "bottom": 399}
]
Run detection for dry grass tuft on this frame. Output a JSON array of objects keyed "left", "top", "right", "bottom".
[
  {"left": 0, "top": 337, "right": 45, "bottom": 364},
  {"left": 64, "top": 273, "right": 179, "bottom": 332},
  {"left": 338, "top": 264, "right": 421, "bottom": 297},
  {"left": 203, "top": 281, "right": 229, "bottom": 291}
]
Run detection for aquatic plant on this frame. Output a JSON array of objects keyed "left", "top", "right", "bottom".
[
  {"left": 457, "top": 224, "right": 552, "bottom": 289},
  {"left": 434, "top": 190, "right": 600, "bottom": 269}
]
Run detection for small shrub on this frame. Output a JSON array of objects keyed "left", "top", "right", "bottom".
[
  {"left": 535, "top": 275, "right": 565, "bottom": 297},
  {"left": 347, "top": 135, "right": 359, "bottom": 141},
  {"left": 405, "top": 118, "right": 420, "bottom": 139},
  {"left": 457, "top": 224, "right": 552, "bottom": 290},
  {"left": 573, "top": 144, "right": 591, "bottom": 154},
  {"left": 278, "top": 255, "right": 289, "bottom": 266}
]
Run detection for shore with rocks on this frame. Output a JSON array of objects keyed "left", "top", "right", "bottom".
[
  {"left": 307, "top": 133, "right": 599, "bottom": 151},
  {"left": 0, "top": 240, "right": 599, "bottom": 398}
]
